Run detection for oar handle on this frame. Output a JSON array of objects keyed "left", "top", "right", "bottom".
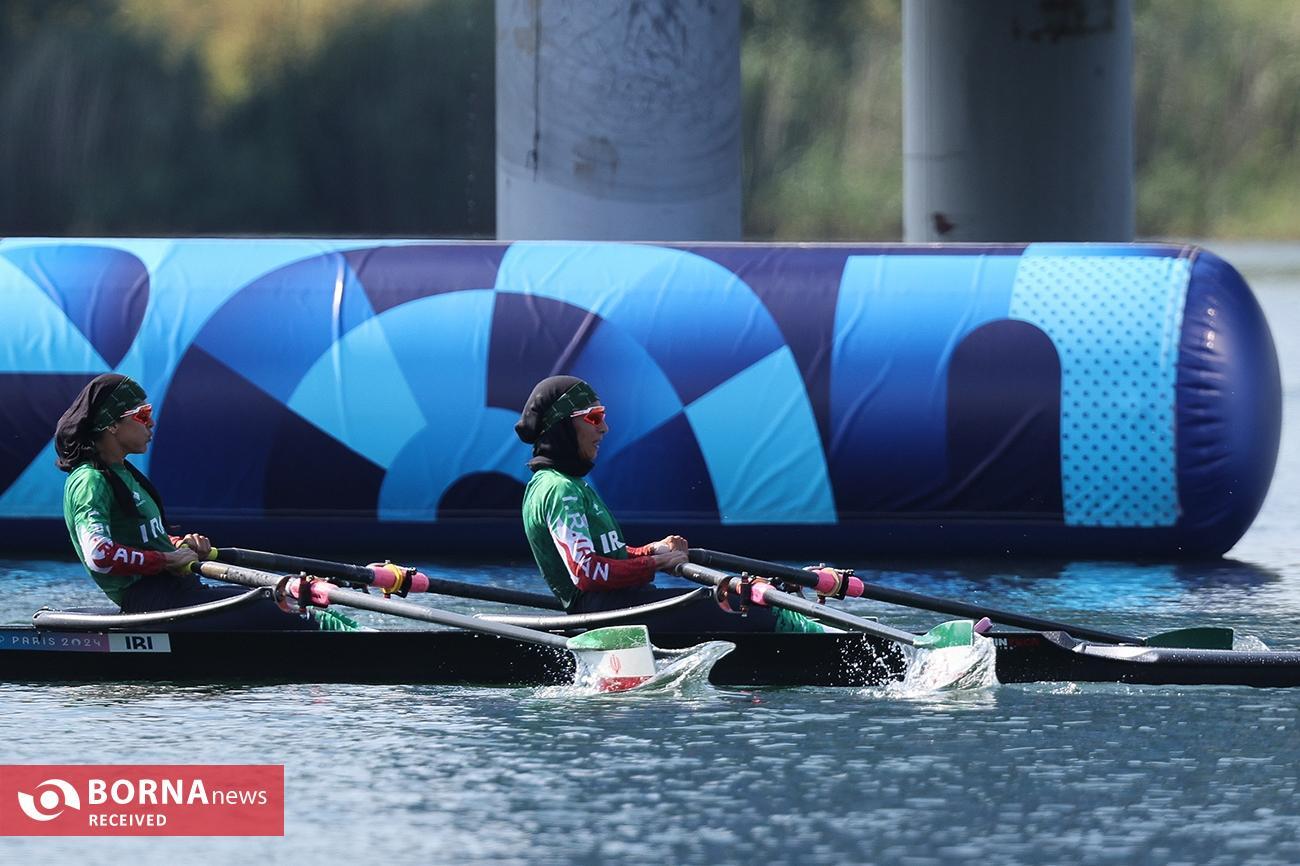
[
  {"left": 212, "top": 548, "right": 563, "bottom": 611},
  {"left": 688, "top": 548, "right": 1143, "bottom": 646}
]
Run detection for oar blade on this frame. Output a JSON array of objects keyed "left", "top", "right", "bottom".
[
  {"left": 912, "top": 619, "right": 976, "bottom": 649},
  {"left": 566, "top": 625, "right": 657, "bottom": 693},
  {"left": 1144, "top": 626, "right": 1235, "bottom": 650}
]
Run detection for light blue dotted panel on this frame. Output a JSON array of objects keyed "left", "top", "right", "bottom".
[{"left": 1009, "top": 250, "right": 1191, "bottom": 527}]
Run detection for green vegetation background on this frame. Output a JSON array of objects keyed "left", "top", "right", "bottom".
[{"left": 2, "top": 0, "right": 1296, "bottom": 239}]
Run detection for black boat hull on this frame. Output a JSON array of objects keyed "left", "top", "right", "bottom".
[
  {"left": 1, "top": 627, "right": 1297, "bottom": 688},
  {"left": 991, "top": 631, "right": 1300, "bottom": 688},
  {"left": 0, "top": 628, "right": 905, "bottom": 688}
]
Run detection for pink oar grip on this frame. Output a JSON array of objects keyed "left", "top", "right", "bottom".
[
  {"left": 286, "top": 577, "right": 331, "bottom": 606},
  {"left": 368, "top": 564, "right": 431, "bottom": 594},
  {"left": 812, "top": 568, "right": 840, "bottom": 594},
  {"left": 811, "top": 568, "right": 864, "bottom": 598},
  {"left": 369, "top": 565, "right": 399, "bottom": 590},
  {"left": 748, "top": 581, "right": 773, "bottom": 606}
]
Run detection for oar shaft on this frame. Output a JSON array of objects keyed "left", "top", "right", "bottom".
[
  {"left": 689, "top": 548, "right": 1141, "bottom": 645},
  {"left": 215, "top": 548, "right": 373, "bottom": 582},
  {"left": 677, "top": 563, "right": 919, "bottom": 646},
  {"left": 196, "top": 561, "right": 571, "bottom": 650},
  {"left": 213, "top": 547, "right": 563, "bottom": 611}
]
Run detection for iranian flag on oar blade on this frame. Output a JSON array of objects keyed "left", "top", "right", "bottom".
[{"left": 566, "top": 626, "right": 657, "bottom": 692}]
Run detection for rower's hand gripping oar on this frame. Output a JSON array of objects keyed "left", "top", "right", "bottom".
[
  {"left": 196, "top": 561, "right": 730, "bottom": 693},
  {"left": 675, "top": 562, "right": 975, "bottom": 650},
  {"left": 688, "top": 549, "right": 1234, "bottom": 650},
  {"left": 208, "top": 547, "right": 562, "bottom": 610}
]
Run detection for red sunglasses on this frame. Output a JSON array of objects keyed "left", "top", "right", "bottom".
[
  {"left": 120, "top": 403, "right": 154, "bottom": 426},
  {"left": 571, "top": 405, "right": 606, "bottom": 427}
]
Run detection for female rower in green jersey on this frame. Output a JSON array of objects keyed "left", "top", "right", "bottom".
[
  {"left": 54, "top": 373, "right": 349, "bottom": 631},
  {"left": 515, "top": 375, "right": 823, "bottom": 633}
]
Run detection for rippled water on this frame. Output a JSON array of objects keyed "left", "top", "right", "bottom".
[{"left": 3, "top": 244, "right": 1300, "bottom": 864}]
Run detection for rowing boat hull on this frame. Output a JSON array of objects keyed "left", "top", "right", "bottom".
[
  {"left": 1, "top": 627, "right": 1297, "bottom": 688},
  {"left": 990, "top": 631, "right": 1300, "bottom": 689},
  {"left": 0, "top": 628, "right": 905, "bottom": 687}
]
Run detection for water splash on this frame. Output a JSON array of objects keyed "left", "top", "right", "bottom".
[
  {"left": 537, "top": 640, "right": 735, "bottom": 699},
  {"left": 629, "top": 641, "right": 736, "bottom": 695},
  {"left": 879, "top": 635, "right": 1000, "bottom": 696},
  {"left": 1234, "top": 633, "right": 1272, "bottom": 652}
]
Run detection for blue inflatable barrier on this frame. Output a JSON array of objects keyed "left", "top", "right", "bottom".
[{"left": 0, "top": 239, "right": 1279, "bottom": 558}]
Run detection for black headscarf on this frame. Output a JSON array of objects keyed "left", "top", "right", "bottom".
[
  {"left": 54, "top": 373, "right": 169, "bottom": 524},
  {"left": 515, "top": 376, "right": 601, "bottom": 478}
]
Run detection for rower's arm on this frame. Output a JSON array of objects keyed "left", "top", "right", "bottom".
[
  {"left": 544, "top": 506, "right": 655, "bottom": 593},
  {"left": 66, "top": 472, "right": 171, "bottom": 577},
  {"left": 547, "top": 520, "right": 656, "bottom": 591}
]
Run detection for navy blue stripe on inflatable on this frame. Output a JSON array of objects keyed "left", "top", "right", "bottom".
[{"left": 0, "top": 238, "right": 1279, "bottom": 558}]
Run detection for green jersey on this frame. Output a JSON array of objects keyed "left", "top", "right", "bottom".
[
  {"left": 521, "top": 468, "right": 656, "bottom": 608},
  {"left": 63, "top": 462, "right": 176, "bottom": 605}
]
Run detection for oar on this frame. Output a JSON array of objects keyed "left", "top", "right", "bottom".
[
  {"left": 209, "top": 547, "right": 562, "bottom": 610},
  {"left": 196, "top": 561, "right": 674, "bottom": 693},
  {"left": 676, "top": 563, "right": 974, "bottom": 649},
  {"left": 688, "top": 549, "right": 1233, "bottom": 650}
]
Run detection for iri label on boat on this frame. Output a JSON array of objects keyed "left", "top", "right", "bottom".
[
  {"left": 108, "top": 633, "right": 171, "bottom": 653},
  {"left": 0, "top": 765, "right": 283, "bottom": 836}
]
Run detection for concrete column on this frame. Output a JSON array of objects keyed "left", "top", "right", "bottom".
[
  {"left": 495, "top": 0, "right": 741, "bottom": 241},
  {"left": 903, "top": 0, "right": 1134, "bottom": 242}
]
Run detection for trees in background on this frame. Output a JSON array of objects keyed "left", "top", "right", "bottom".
[
  {"left": 1, "top": 0, "right": 1296, "bottom": 239},
  {"left": 0, "top": 0, "right": 493, "bottom": 236}
]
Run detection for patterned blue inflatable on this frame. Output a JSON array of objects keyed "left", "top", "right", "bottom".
[{"left": 0, "top": 239, "right": 1279, "bottom": 557}]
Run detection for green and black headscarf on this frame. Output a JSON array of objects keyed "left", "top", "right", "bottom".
[
  {"left": 54, "top": 373, "right": 167, "bottom": 523},
  {"left": 515, "top": 376, "right": 601, "bottom": 477}
]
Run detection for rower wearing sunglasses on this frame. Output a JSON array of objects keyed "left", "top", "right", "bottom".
[
  {"left": 54, "top": 374, "right": 350, "bottom": 631},
  {"left": 516, "top": 376, "right": 824, "bottom": 633}
]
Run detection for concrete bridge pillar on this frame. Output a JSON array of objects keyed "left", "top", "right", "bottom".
[
  {"left": 496, "top": 0, "right": 741, "bottom": 241},
  {"left": 903, "top": 0, "right": 1134, "bottom": 242}
]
